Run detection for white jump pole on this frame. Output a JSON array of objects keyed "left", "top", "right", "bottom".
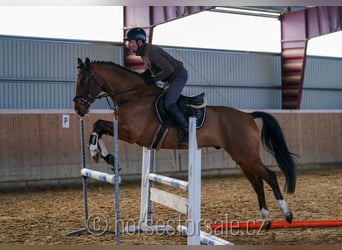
[
  {"left": 187, "top": 117, "right": 201, "bottom": 245},
  {"left": 139, "top": 146, "right": 155, "bottom": 229},
  {"left": 149, "top": 173, "right": 188, "bottom": 191},
  {"left": 81, "top": 168, "right": 121, "bottom": 184}
]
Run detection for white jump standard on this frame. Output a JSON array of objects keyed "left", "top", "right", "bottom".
[
  {"left": 125, "top": 117, "right": 233, "bottom": 245},
  {"left": 66, "top": 118, "right": 121, "bottom": 245}
]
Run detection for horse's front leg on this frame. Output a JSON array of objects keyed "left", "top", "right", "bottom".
[{"left": 88, "top": 119, "right": 115, "bottom": 165}]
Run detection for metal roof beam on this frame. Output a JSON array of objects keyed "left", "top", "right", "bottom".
[
  {"left": 281, "top": 6, "right": 342, "bottom": 109},
  {"left": 123, "top": 6, "right": 213, "bottom": 70}
]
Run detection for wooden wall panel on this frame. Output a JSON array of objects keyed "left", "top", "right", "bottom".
[{"left": 0, "top": 111, "right": 341, "bottom": 186}]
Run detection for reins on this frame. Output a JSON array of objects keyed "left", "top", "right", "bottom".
[
  {"left": 93, "top": 82, "right": 159, "bottom": 112},
  {"left": 74, "top": 67, "right": 161, "bottom": 112}
]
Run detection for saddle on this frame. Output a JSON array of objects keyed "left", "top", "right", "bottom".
[{"left": 151, "top": 92, "right": 207, "bottom": 149}]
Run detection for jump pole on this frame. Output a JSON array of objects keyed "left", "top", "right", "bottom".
[
  {"left": 186, "top": 116, "right": 201, "bottom": 245},
  {"left": 211, "top": 219, "right": 342, "bottom": 231},
  {"left": 66, "top": 117, "right": 121, "bottom": 245},
  {"left": 81, "top": 168, "right": 121, "bottom": 184}
]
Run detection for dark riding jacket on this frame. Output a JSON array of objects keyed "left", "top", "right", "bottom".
[{"left": 136, "top": 43, "right": 184, "bottom": 83}]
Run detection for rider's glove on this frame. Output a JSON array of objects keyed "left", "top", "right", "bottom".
[{"left": 141, "top": 70, "right": 156, "bottom": 85}]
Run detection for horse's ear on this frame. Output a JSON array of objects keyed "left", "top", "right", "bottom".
[
  {"left": 77, "top": 58, "right": 84, "bottom": 69},
  {"left": 85, "top": 57, "right": 91, "bottom": 71}
]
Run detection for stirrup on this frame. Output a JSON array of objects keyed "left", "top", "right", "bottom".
[{"left": 178, "top": 134, "right": 188, "bottom": 146}]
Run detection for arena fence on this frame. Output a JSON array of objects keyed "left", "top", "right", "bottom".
[{"left": 0, "top": 110, "right": 342, "bottom": 188}]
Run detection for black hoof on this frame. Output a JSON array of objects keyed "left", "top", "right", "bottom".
[
  {"left": 285, "top": 211, "right": 293, "bottom": 223},
  {"left": 263, "top": 220, "right": 272, "bottom": 231},
  {"left": 102, "top": 154, "right": 122, "bottom": 172},
  {"left": 111, "top": 166, "right": 121, "bottom": 172},
  {"left": 102, "top": 154, "right": 114, "bottom": 165}
]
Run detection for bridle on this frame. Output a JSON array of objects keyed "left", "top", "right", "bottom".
[{"left": 73, "top": 70, "right": 105, "bottom": 106}]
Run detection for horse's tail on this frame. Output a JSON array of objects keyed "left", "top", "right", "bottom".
[{"left": 251, "top": 111, "right": 297, "bottom": 194}]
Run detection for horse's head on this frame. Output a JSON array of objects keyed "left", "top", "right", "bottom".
[{"left": 73, "top": 58, "right": 103, "bottom": 117}]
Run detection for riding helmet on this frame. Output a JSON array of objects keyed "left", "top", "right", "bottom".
[{"left": 125, "top": 27, "right": 147, "bottom": 42}]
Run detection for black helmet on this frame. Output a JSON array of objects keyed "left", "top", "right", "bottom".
[{"left": 125, "top": 27, "right": 147, "bottom": 42}]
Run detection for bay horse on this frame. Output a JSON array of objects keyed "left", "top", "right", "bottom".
[{"left": 73, "top": 57, "right": 297, "bottom": 229}]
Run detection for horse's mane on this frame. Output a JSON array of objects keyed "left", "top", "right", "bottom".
[{"left": 91, "top": 60, "right": 141, "bottom": 77}]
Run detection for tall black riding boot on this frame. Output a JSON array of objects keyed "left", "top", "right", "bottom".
[{"left": 168, "top": 103, "right": 189, "bottom": 145}]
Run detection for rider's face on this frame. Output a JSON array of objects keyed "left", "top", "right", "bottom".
[{"left": 127, "top": 40, "right": 139, "bottom": 53}]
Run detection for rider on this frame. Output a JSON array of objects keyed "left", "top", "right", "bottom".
[{"left": 125, "top": 27, "right": 189, "bottom": 145}]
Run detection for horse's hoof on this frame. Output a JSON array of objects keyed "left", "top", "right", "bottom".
[
  {"left": 102, "top": 154, "right": 115, "bottom": 165},
  {"left": 285, "top": 211, "right": 293, "bottom": 223},
  {"left": 263, "top": 220, "right": 272, "bottom": 231},
  {"left": 90, "top": 150, "right": 100, "bottom": 163},
  {"left": 92, "top": 154, "right": 99, "bottom": 163}
]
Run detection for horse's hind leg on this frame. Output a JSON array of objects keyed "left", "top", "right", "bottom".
[
  {"left": 242, "top": 159, "right": 293, "bottom": 226},
  {"left": 89, "top": 119, "right": 115, "bottom": 165},
  {"left": 261, "top": 165, "right": 293, "bottom": 223},
  {"left": 240, "top": 166, "right": 272, "bottom": 230}
]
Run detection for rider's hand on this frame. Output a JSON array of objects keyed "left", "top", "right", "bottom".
[{"left": 141, "top": 70, "right": 156, "bottom": 85}]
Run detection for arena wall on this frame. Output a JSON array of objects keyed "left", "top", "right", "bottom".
[
  {"left": 0, "top": 110, "right": 341, "bottom": 188},
  {"left": 1, "top": 36, "right": 342, "bottom": 111}
]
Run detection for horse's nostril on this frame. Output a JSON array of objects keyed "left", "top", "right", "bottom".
[{"left": 76, "top": 110, "right": 85, "bottom": 117}]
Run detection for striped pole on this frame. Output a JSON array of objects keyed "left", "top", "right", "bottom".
[
  {"left": 81, "top": 168, "right": 121, "bottom": 185},
  {"left": 149, "top": 173, "right": 188, "bottom": 191}
]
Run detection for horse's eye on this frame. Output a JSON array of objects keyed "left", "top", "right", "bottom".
[{"left": 77, "top": 76, "right": 86, "bottom": 85}]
